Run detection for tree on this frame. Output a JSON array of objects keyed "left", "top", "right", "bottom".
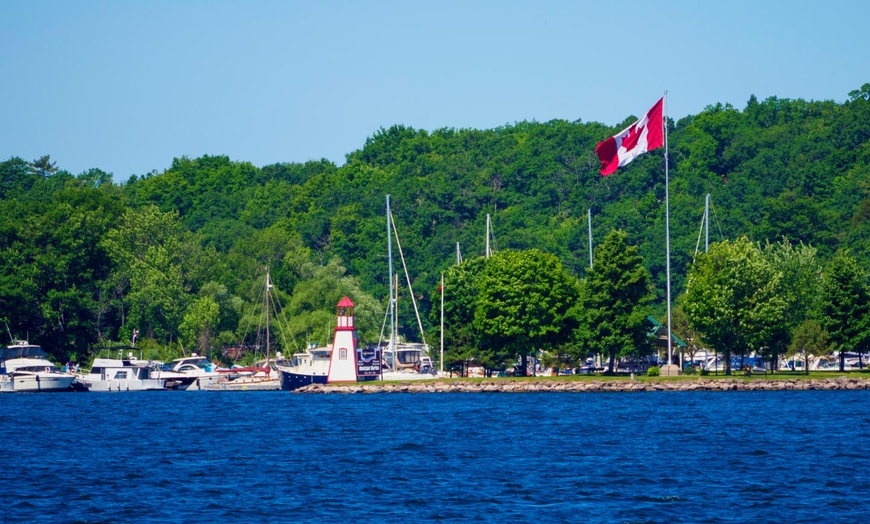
[
  {"left": 29, "top": 155, "right": 58, "bottom": 177},
  {"left": 179, "top": 296, "right": 219, "bottom": 355},
  {"left": 435, "top": 256, "right": 487, "bottom": 375},
  {"left": 475, "top": 249, "right": 580, "bottom": 375},
  {"left": 101, "top": 206, "right": 188, "bottom": 344},
  {"left": 788, "top": 319, "right": 831, "bottom": 374},
  {"left": 578, "top": 230, "right": 654, "bottom": 373},
  {"left": 283, "top": 257, "right": 381, "bottom": 352},
  {"left": 819, "top": 250, "right": 870, "bottom": 371},
  {"left": 683, "top": 237, "right": 787, "bottom": 375},
  {"left": 762, "top": 238, "right": 822, "bottom": 368}
]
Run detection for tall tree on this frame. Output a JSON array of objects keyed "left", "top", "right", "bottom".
[
  {"left": 683, "top": 237, "right": 787, "bottom": 375},
  {"left": 475, "top": 249, "right": 580, "bottom": 375},
  {"left": 435, "top": 256, "right": 487, "bottom": 375},
  {"left": 762, "top": 238, "right": 822, "bottom": 368},
  {"left": 29, "top": 155, "right": 58, "bottom": 177},
  {"left": 788, "top": 319, "right": 831, "bottom": 374},
  {"left": 578, "top": 230, "right": 654, "bottom": 373},
  {"left": 819, "top": 250, "right": 870, "bottom": 371}
]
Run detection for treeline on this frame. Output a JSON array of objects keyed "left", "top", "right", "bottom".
[{"left": 1, "top": 84, "right": 869, "bottom": 365}]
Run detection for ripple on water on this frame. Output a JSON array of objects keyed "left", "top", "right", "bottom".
[{"left": 2, "top": 390, "right": 870, "bottom": 523}]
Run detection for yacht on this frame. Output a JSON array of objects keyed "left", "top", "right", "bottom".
[
  {"left": 167, "top": 354, "right": 222, "bottom": 390},
  {"left": 79, "top": 348, "right": 166, "bottom": 392},
  {"left": 0, "top": 341, "right": 77, "bottom": 392},
  {"left": 277, "top": 346, "right": 331, "bottom": 391}
]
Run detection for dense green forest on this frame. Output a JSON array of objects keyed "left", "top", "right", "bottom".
[{"left": 2, "top": 85, "right": 869, "bottom": 366}]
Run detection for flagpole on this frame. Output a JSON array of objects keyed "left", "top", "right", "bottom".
[
  {"left": 587, "top": 208, "right": 593, "bottom": 268},
  {"left": 664, "top": 91, "right": 673, "bottom": 368},
  {"left": 440, "top": 272, "right": 444, "bottom": 376}
]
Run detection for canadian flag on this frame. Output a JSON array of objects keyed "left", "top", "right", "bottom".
[{"left": 594, "top": 98, "right": 664, "bottom": 176}]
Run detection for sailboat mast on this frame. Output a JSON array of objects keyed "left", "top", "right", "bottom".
[
  {"left": 485, "top": 214, "right": 491, "bottom": 258},
  {"left": 266, "top": 268, "right": 271, "bottom": 362},
  {"left": 387, "top": 195, "right": 395, "bottom": 369},
  {"left": 705, "top": 193, "right": 710, "bottom": 253}
]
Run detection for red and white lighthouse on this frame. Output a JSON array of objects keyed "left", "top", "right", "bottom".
[{"left": 327, "top": 296, "right": 358, "bottom": 383}]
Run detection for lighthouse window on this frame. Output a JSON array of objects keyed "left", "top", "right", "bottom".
[{"left": 339, "top": 348, "right": 347, "bottom": 360}]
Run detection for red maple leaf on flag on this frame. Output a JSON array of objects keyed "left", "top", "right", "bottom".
[{"left": 621, "top": 123, "right": 642, "bottom": 153}]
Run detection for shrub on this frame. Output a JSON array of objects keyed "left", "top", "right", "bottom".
[
  {"left": 700, "top": 368, "right": 710, "bottom": 376},
  {"left": 647, "top": 366, "right": 660, "bottom": 377}
]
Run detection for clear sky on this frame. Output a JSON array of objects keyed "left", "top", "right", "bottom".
[{"left": 2, "top": 0, "right": 868, "bottom": 181}]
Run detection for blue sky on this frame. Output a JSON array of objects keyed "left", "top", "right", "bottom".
[{"left": 2, "top": 0, "right": 868, "bottom": 181}]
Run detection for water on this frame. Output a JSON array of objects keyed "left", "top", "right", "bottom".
[{"left": 1, "top": 389, "right": 868, "bottom": 523}]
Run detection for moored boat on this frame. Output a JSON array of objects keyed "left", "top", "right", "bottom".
[
  {"left": 0, "top": 341, "right": 77, "bottom": 392},
  {"left": 167, "top": 354, "right": 223, "bottom": 390},
  {"left": 277, "top": 346, "right": 331, "bottom": 391},
  {"left": 277, "top": 297, "right": 381, "bottom": 390},
  {"left": 78, "top": 348, "right": 166, "bottom": 392}
]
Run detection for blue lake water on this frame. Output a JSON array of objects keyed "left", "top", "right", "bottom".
[{"left": 1, "top": 389, "right": 868, "bottom": 523}]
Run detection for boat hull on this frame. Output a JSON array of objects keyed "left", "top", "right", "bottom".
[
  {"left": 280, "top": 370, "right": 328, "bottom": 391},
  {"left": 10, "top": 374, "right": 75, "bottom": 392},
  {"left": 85, "top": 379, "right": 166, "bottom": 392},
  {"left": 205, "top": 378, "right": 281, "bottom": 391}
]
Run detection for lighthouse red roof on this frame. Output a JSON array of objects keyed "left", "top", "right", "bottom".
[{"left": 337, "top": 296, "right": 355, "bottom": 308}]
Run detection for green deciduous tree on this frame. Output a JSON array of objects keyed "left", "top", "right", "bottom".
[
  {"left": 683, "top": 237, "right": 787, "bottom": 375},
  {"left": 179, "top": 295, "right": 219, "bottom": 355},
  {"left": 435, "top": 256, "right": 487, "bottom": 375},
  {"left": 762, "top": 238, "right": 822, "bottom": 367},
  {"left": 577, "top": 230, "right": 654, "bottom": 373},
  {"left": 788, "top": 319, "right": 832, "bottom": 373},
  {"left": 475, "top": 249, "right": 580, "bottom": 375},
  {"left": 819, "top": 250, "right": 870, "bottom": 371}
]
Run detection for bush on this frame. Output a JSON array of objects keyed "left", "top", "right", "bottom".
[
  {"left": 700, "top": 368, "right": 710, "bottom": 376},
  {"left": 647, "top": 366, "right": 660, "bottom": 377}
]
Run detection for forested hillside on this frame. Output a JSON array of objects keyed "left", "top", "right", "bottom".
[{"left": 2, "top": 85, "right": 869, "bottom": 363}]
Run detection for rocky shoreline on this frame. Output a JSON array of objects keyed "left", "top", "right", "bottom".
[{"left": 293, "top": 376, "right": 870, "bottom": 394}]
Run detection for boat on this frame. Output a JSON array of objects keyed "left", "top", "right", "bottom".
[
  {"left": 206, "top": 355, "right": 289, "bottom": 391},
  {"left": 164, "top": 354, "right": 223, "bottom": 390},
  {"left": 78, "top": 347, "right": 166, "bottom": 392},
  {"left": 378, "top": 194, "right": 437, "bottom": 382},
  {"left": 206, "top": 269, "right": 286, "bottom": 391},
  {"left": 278, "top": 345, "right": 331, "bottom": 391},
  {"left": 381, "top": 342, "right": 437, "bottom": 381},
  {"left": 146, "top": 361, "right": 201, "bottom": 390},
  {"left": 0, "top": 340, "right": 78, "bottom": 392},
  {"left": 278, "top": 296, "right": 382, "bottom": 390}
]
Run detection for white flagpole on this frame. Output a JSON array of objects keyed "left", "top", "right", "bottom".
[
  {"left": 588, "top": 208, "right": 593, "bottom": 268},
  {"left": 664, "top": 91, "right": 673, "bottom": 367},
  {"left": 440, "top": 273, "right": 444, "bottom": 376}
]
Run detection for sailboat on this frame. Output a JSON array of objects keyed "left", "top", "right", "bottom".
[
  {"left": 207, "top": 269, "right": 287, "bottom": 391},
  {"left": 379, "top": 195, "right": 437, "bottom": 381}
]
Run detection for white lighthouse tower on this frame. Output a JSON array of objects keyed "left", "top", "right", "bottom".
[{"left": 327, "top": 296, "right": 358, "bottom": 383}]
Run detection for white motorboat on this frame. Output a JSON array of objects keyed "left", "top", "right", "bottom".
[
  {"left": 166, "top": 354, "right": 222, "bottom": 390},
  {"left": 0, "top": 341, "right": 77, "bottom": 392},
  {"left": 79, "top": 348, "right": 166, "bottom": 392},
  {"left": 381, "top": 343, "right": 437, "bottom": 381}
]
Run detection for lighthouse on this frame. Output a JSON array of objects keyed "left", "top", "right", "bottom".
[{"left": 327, "top": 296, "right": 359, "bottom": 383}]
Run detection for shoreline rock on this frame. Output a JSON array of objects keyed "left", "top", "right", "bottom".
[{"left": 292, "top": 376, "right": 870, "bottom": 394}]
